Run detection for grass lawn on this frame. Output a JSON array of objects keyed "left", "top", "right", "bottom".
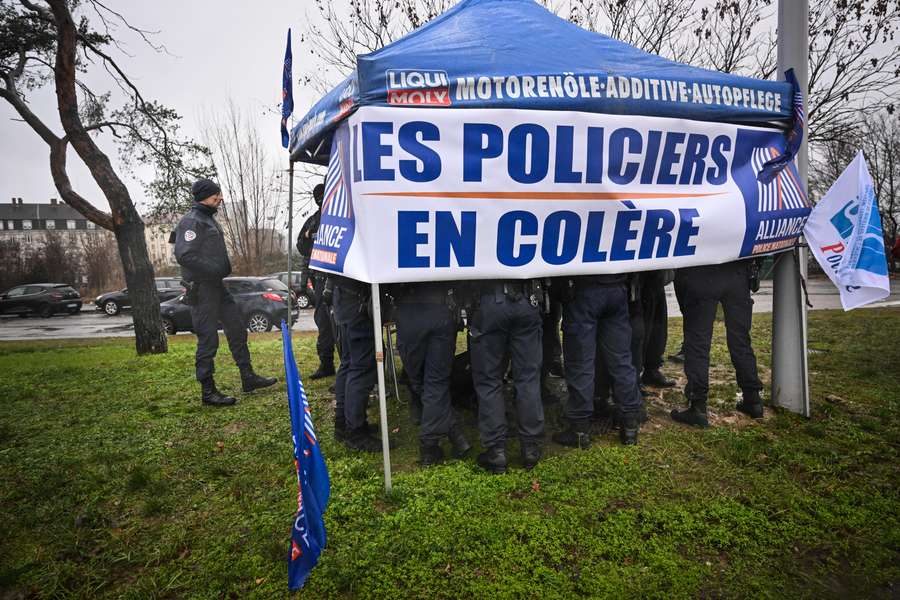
[{"left": 1, "top": 308, "right": 898, "bottom": 599}]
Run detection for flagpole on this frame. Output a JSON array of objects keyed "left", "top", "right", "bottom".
[
  {"left": 371, "top": 282, "right": 393, "bottom": 493},
  {"left": 772, "top": 0, "right": 811, "bottom": 417},
  {"left": 287, "top": 161, "right": 294, "bottom": 331}
]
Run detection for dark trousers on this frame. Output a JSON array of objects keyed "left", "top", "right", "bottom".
[
  {"left": 641, "top": 272, "right": 668, "bottom": 372},
  {"left": 675, "top": 262, "right": 763, "bottom": 400},
  {"left": 469, "top": 293, "right": 544, "bottom": 448},
  {"left": 333, "top": 286, "right": 376, "bottom": 431},
  {"left": 595, "top": 304, "right": 643, "bottom": 402},
  {"left": 313, "top": 277, "right": 335, "bottom": 368},
  {"left": 562, "top": 284, "right": 640, "bottom": 423},
  {"left": 395, "top": 302, "right": 457, "bottom": 443},
  {"left": 190, "top": 282, "right": 251, "bottom": 381}
]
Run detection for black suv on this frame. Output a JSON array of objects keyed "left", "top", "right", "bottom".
[
  {"left": 159, "top": 276, "right": 299, "bottom": 335},
  {"left": 267, "top": 271, "right": 315, "bottom": 309},
  {"left": 0, "top": 283, "right": 83, "bottom": 318},
  {"left": 95, "top": 278, "right": 184, "bottom": 316}
]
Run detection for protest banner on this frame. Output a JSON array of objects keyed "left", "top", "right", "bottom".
[{"left": 310, "top": 106, "right": 811, "bottom": 283}]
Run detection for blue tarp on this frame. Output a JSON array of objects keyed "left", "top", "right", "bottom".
[{"left": 289, "top": 0, "right": 794, "bottom": 164}]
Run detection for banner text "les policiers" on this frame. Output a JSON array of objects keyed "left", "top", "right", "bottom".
[{"left": 309, "top": 107, "right": 810, "bottom": 283}]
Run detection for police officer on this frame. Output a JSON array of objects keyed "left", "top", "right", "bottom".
[
  {"left": 554, "top": 273, "right": 641, "bottom": 447},
  {"left": 594, "top": 272, "right": 645, "bottom": 421},
  {"left": 670, "top": 260, "right": 764, "bottom": 427},
  {"left": 468, "top": 279, "right": 545, "bottom": 473},
  {"left": 393, "top": 282, "right": 471, "bottom": 465},
  {"left": 174, "top": 178, "right": 277, "bottom": 406},
  {"left": 296, "top": 183, "right": 335, "bottom": 380},
  {"left": 331, "top": 276, "right": 381, "bottom": 451}
]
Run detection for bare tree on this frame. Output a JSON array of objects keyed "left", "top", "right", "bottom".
[
  {"left": 0, "top": 0, "right": 212, "bottom": 354},
  {"left": 201, "top": 101, "right": 284, "bottom": 274},
  {"left": 80, "top": 228, "right": 124, "bottom": 294}
]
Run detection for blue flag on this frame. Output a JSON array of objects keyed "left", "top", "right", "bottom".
[
  {"left": 281, "top": 29, "right": 294, "bottom": 149},
  {"left": 757, "top": 69, "right": 805, "bottom": 184},
  {"left": 281, "top": 321, "right": 330, "bottom": 590}
]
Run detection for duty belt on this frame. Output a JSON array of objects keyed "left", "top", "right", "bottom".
[
  {"left": 482, "top": 280, "right": 539, "bottom": 307},
  {"left": 572, "top": 274, "right": 626, "bottom": 287}
]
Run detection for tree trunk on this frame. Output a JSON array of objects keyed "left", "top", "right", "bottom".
[{"left": 113, "top": 205, "right": 167, "bottom": 354}]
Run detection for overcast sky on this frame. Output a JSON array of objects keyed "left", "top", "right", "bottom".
[{"left": 0, "top": 0, "right": 334, "bottom": 218}]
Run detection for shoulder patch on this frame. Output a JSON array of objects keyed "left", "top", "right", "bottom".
[{"left": 184, "top": 230, "right": 197, "bottom": 242}]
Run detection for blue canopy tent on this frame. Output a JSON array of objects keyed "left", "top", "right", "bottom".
[
  {"left": 290, "top": 0, "right": 794, "bottom": 164},
  {"left": 287, "top": 0, "right": 801, "bottom": 491}
]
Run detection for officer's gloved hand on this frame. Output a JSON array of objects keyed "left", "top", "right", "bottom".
[{"left": 321, "top": 286, "right": 333, "bottom": 306}]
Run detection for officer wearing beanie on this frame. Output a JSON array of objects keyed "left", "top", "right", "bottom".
[{"left": 174, "top": 178, "right": 277, "bottom": 406}]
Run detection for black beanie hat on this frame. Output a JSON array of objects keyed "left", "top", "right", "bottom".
[
  {"left": 313, "top": 183, "right": 325, "bottom": 206},
  {"left": 192, "top": 178, "right": 221, "bottom": 203}
]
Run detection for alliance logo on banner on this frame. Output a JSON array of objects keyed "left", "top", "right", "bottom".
[
  {"left": 310, "top": 106, "right": 811, "bottom": 283},
  {"left": 310, "top": 123, "right": 357, "bottom": 275},
  {"left": 804, "top": 150, "right": 890, "bottom": 310}
]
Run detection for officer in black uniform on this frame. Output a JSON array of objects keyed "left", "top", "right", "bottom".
[
  {"left": 174, "top": 178, "right": 277, "bottom": 406},
  {"left": 670, "top": 260, "right": 764, "bottom": 427},
  {"left": 331, "top": 277, "right": 381, "bottom": 451},
  {"left": 468, "top": 279, "right": 545, "bottom": 473},
  {"left": 594, "top": 272, "right": 645, "bottom": 420},
  {"left": 554, "top": 273, "right": 641, "bottom": 446},
  {"left": 393, "top": 282, "right": 471, "bottom": 465},
  {"left": 296, "top": 183, "right": 335, "bottom": 379}
]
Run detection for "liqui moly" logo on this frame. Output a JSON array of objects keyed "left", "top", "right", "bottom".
[{"left": 386, "top": 69, "right": 451, "bottom": 106}]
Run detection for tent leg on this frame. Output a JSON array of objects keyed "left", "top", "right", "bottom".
[
  {"left": 370, "top": 283, "right": 393, "bottom": 493},
  {"left": 384, "top": 323, "right": 401, "bottom": 400}
]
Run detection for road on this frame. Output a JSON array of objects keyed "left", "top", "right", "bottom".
[
  {"left": 0, "top": 304, "right": 318, "bottom": 342},
  {"left": 0, "top": 277, "right": 898, "bottom": 342},
  {"left": 665, "top": 276, "right": 900, "bottom": 316}
]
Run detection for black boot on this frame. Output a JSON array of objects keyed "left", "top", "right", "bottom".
[
  {"left": 642, "top": 368, "right": 676, "bottom": 388},
  {"left": 334, "top": 414, "right": 348, "bottom": 441},
  {"left": 521, "top": 443, "right": 542, "bottom": 470},
  {"left": 310, "top": 363, "right": 336, "bottom": 380},
  {"left": 201, "top": 378, "right": 236, "bottom": 407},
  {"left": 736, "top": 389, "right": 764, "bottom": 419},
  {"left": 476, "top": 445, "right": 507, "bottom": 474},
  {"left": 448, "top": 425, "right": 472, "bottom": 458},
  {"left": 342, "top": 426, "right": 382, "bottom": 453},
  {"left": 240, "top": 367, "right": 277, "bottom": 393},
  {"left": 619, "top": 416, "right": 639, "bottom": 445},
  {"left": 419, "top": 441, "right": 444, "bottom": 466},
  {"left": 670, "top": 397, "right": 709, "bottom": 428},
  {"left": 552, "top": 421, "right": 592, "bottom": 449}
]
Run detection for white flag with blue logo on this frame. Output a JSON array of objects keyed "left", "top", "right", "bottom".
[{"left": 804, "top": 150, "right": 890, "bottom": 310}]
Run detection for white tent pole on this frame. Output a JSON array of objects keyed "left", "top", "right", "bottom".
[
  {"left": 286, "top": 161, "right": 294, "bottom": 331},
  {"left": 772, "top": 0, "right": 811, "bottom": 416},
  {"left": 371, "top": 282, "right": 393, "bottom": 493}
]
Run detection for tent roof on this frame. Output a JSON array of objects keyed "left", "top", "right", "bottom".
[{"left": 290, "top": 0, "right": 794, "bottom": 164}]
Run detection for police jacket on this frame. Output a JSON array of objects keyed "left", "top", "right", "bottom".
[{"left": 174, "top": 202, "right": 232, "bottom": 283}]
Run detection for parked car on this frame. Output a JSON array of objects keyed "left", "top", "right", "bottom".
[
  {"left": 267, "top": 271, "right": 315, "bottom": 309},
  {"left": 159, "top": 276, "right": 299, "bottom": 335},
  {"left": 95, "top": 278, "right": 184, "bottom": 316},
  {"left": 0, "top": 283, "right": 82, "bottom": 318}
]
